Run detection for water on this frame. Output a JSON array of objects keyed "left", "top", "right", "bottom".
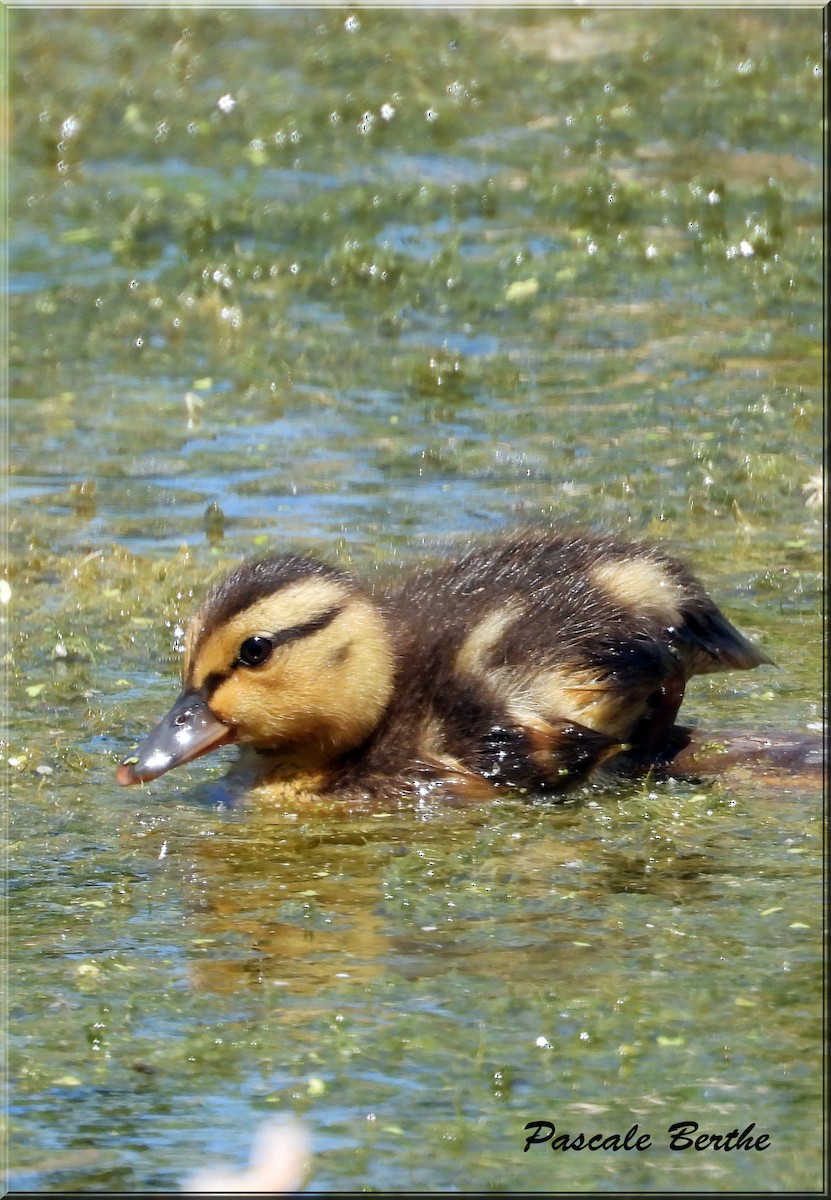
[{"left": 6, "top": 8, "right": 823, "bottom": 1192}]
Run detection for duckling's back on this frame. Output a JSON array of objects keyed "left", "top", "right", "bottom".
[
  {"left": 372, "top": 530, "right": 771, "bottom": 789},
  {"left": 384, "top": 530, "right": 769, "bottom": 673}
]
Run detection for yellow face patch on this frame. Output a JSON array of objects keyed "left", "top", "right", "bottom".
[
  {"left": 591, "top": 557, "right": 684, "bottom": 625},
  {"left": 186, "top": 576, "right": 350, "bottom": 687},
  {"left": 184, "top": 577, "right": 395, "bottom": 764}
]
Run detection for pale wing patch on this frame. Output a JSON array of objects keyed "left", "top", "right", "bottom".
[
  {"left": 506, "top": 665, "right": 644, "bottom": 740},
  {"left": 591, "top": 558, "right": 684, "bottom": 624},
  {"left": 454, "top": 602, "right": 523, "bottom": 676},
  {"left": 418, "top": 713, "right": 448, "bottom": 758}
]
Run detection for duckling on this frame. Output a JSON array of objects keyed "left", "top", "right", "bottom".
[{"left": 116, "top": 529, "right": 772, "bottom": 800}]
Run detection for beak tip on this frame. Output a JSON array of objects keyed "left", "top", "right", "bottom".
[
  {"left": 116, "top": 760, "right": 140, "bottom": 786},
  {"left": 115, "top": 690, "right": 236, "bottom": 789}
]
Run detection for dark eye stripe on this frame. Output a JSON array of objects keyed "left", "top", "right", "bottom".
[
  {"left": 267, "top": 603, "right": 344, "bottom": 650},
  {"left": 201, "top": 669, "right": 231, "bottom": 699},
  {"left": 198, "top": 605, "right": 345, "bottom": 697}
]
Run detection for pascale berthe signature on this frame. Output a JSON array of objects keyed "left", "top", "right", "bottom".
[{"left": 523, "top": 1120, "right": 771, "bottom": 1153}]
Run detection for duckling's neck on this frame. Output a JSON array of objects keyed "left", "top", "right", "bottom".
[{"left": 251, "top": 751, "right": 334, "bottom": 796}]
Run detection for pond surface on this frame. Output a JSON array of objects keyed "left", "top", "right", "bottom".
[{"left": 6, "top": 7, "right": 824, "bottom": 1193}]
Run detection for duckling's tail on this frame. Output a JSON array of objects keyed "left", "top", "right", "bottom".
[{"left": 675, "top": 603, "right": 774, "bottom": 676}]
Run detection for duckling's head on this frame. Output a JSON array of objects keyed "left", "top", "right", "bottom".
[{"left": 117, "top": 555, "right": 395, "bottom": 785}]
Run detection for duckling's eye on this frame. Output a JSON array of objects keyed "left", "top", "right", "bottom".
[{"left": 237, "top": 635, "right": 274, "bottom": 668}]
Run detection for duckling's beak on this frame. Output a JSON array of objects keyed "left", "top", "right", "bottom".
[{"left": 116, "top": 688, "right": 237, "bottom": 786}]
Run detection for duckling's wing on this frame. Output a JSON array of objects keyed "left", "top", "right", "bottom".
[
  {"left": 672, "top": 601, "right": 774, "bottom": 677},
  {"left": 518, "top": 715, "right": 624, "bottom": 792},
  {"left": 501, "top": 716, "right": 626, "bottom": 792}
]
